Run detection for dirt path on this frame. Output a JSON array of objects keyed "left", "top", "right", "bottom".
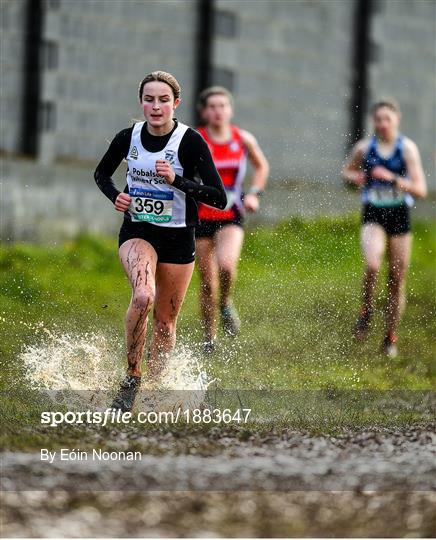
[{"left": 2, "top": 425, "right": 435, "bottom": 537}]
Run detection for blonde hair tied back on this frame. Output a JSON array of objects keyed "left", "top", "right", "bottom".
[{"left": 138, "top": 71, "right": 181, "bottom": 101}]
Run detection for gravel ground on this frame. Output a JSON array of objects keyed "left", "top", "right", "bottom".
[
  {"left": 1, "top": 424, "right": 435, "bottom": 537},
  {"left": 2, "top": 490, "right": 436, "bottom": 538}
]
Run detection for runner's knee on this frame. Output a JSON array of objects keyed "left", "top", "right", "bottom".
[
  {"left": 132, "top": 287, "right": 155, "bottom": 311},
  {"left": 201, "top": 278, "right": 217, "bottom": 298},
  {"left": 365, "top": 259, "right": 382, "bottom": 275},
  {"left": 388, "top": 270, "right": 405, "bottom": 291},
  {"left": 219, "top": 262, "right": 236, "bottom": 279},
  {"left": 153, "top": 317, "right": 176, "bottom": 339}
]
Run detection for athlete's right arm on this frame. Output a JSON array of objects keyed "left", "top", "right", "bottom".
[
  {"left": 94, "top": 128, "right": 132, "bottom": 211},
  {"left": 342, "top": 139, "right": 369, "bottom": 188}
]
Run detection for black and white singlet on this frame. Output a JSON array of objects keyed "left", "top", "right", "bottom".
[
  {"left": 94, "top": 119, "right": 227, "bottom": 262},
  {"left": 95, "top": 119, "right": 226, "bottom": 227}
]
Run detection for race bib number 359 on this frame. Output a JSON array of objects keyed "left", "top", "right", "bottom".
[{"left": 129, "top": 187, "right": 174, "bottom": 223}]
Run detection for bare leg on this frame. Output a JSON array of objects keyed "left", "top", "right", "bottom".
[
  {"left": 215, "top": 225, "right": 244, "bottom": 309},
  {"left": 119, "top": 239, "right": 157, "bottom": 377},
  {"left": 385, "top": 232, "right": 412, "bottom": 339},
  {"left": 196, "top": 237, "right": 219, "bottom": 343},
  {"left": 148, "top": 261, "right": 195, "bottom": 382},
  {"left": 354, "top": 223, "right": 386, "bottom": 340},
  {"left": 360, "top": 223, "right": 386, "bottom": 313}
]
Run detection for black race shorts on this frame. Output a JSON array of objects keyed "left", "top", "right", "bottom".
[
  {"left": 118, "top": 219, "right": 195, "bottom": 264},
  {"left": 362, "top": 203, "right": 411, "bottom": 236},
  {"left": 195, "top": 216, "right": 244, "bottom": 239}
]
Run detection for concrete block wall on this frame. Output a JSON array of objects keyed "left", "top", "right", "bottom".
[
  {"left": 1, "top": 157, "right": 122, "bottom": 242},
  {"left": 367, "top": 0, "right": 436, "bottom": 189},
  {"left": 0, "top": 0, "right": 27, "bottom": 153},
  {"left": 2, "top": 0, "right": 434, "bottom": 185},
  {"left": 1, "top": 0, "right": 434, "bottom": 243},
  {"left": 39, "top": 0, "right": 198, "bottom": 163},
  {"left": 212, "top": 0, "right": 355, "bottom": 184}
]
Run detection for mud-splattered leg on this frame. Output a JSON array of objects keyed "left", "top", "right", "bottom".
[
  {"left": 360, "top": 223, "right": 386, "bottom": 313},
  {"left": 196, "top": 237, "right": 219, "bottom": 343},
  {"left": 215, "top": 225, "right": 244, "bottom": 309},
  {"left": 119, "top": 239, "right": 158, "bottom": 376},
  {"left": 386, "top": 232, "right": 412, "bottom": 338},
  {"left": 148, "top": 261, "right": 195, "bottom": 382}
]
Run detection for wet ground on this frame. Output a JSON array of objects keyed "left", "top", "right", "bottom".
[
  {"left": 2, "top": 490, "right": 436, "bottom": 538},
  {"left": 2, "top": 424, "right": 435, "bottom": 537}
]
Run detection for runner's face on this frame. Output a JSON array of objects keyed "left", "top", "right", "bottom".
[
  {"left": 373, "top": 107, "right": 400, "bottom": 139},
  {"left": 202, "top": 94, "right": 233, "bottom": 128},
  {"left": 141, "top": 81, "right": 180, "bottom": 127}
]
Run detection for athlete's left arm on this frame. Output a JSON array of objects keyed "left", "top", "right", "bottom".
[
  {"left": 240, "top": 130, "right": 270, "bottom": 212},
  {"left": 401, "top": 139, "right": 428, "bottom": 199},
  {"left": 168, "top": 130, "right": 227, "bottom": 209}
]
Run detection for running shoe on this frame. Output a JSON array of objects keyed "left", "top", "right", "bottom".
[
  {"left": 353, "top": 307, "right": 372, "bottom": 342},
  {"left": 203, "top": 339, "right": 215, "bottom": 355},
  {"left": 381, "top": 334, "right": 398, "bottom": 358},
  {"left": 221, "top": 303, "right": 241, "bottom": 337},
  {"left": 111, "top": 374, "right": 141, "bottom": 412}
]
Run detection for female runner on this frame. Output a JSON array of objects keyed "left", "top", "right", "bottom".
[
  {"left": 94, "top": 71, "right": 226, "bottom": 411},
  {"left": 342, "top": 99, "right": 427, "bottom": 356},
  {"left": 195, "top": 87, "right": 269, "bottom": 352}
]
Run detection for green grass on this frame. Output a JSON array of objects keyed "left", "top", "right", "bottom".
[{"left": 1, "top": 214, "right": 435, "bottom": 448}]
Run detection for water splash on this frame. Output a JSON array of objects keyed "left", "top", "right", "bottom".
[
  {"left": 140, "top": 343, "right": 216, "bottom": 411},
  {"left": 152, "top": 343, "right": 212, "bottom": 391},
  {"left": 20, "top": 325, "right": 121, "bottom": 391},
  {"left": 19, "top": 323, "right": 213, "bottom": 411}
]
